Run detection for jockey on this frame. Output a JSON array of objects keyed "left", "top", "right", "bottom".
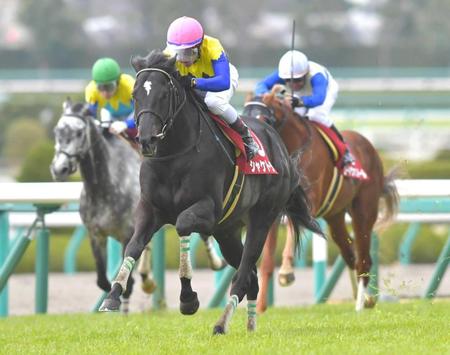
[
  {"left": 255, "top": 50, "right": 354, "bottom": 167},
  {"left": 165, "top": 16, "right": 259, "bottom": 161},
  {"left": 85, "top": 57, "right": 137, "bottom": 139}
]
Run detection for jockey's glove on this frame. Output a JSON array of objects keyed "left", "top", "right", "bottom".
[
  {"left": 110, "top": 121, "right": 128, "bottom": 134},
  {"left": 291, "top": 96, "right": 304, "bottom": 108},
  {"left": 179, "top": 74, "right": 196, "bottom": 89}
]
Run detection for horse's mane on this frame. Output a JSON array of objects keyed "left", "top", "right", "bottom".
[{"left": 132, "top": 49, "right": 177, "bottom": 75}]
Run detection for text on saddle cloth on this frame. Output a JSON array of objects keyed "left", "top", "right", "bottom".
[
  {"left": 209, "top": 114, "right": 278, "bottom": 175},
  {"left": 311, "top": 121, "right": 369, "bottom": 181}
]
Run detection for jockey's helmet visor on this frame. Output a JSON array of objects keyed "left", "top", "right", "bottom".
[
  {"left": 285, "top": 76, "right": 306, "bottom": 84},
  {"left": 174, "top": 47, "right": 199, "bottom": 63},
  {"left": 97, "top": 81, "right": 117, "bottom": 93}
]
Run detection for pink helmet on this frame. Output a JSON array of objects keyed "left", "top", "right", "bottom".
[{"left": 167, "top": 16, "right": 204, "bottom": 49}]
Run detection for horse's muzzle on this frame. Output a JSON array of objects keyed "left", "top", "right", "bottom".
[{"left": 139, "top": 136, "right": 158, "bottom": 157}]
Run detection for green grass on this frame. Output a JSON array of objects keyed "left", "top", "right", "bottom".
[{"left": 0, "top": 302, "right": 449, "bottom": 354}]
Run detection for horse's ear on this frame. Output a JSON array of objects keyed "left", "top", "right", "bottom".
[
  {"left": 130, "top": 55, "right": 145, "bottom": 72},
  {"left": 167, "top": 55, "right": 177, "bottom": 68},
  {"left": 63, "top": 97, "right": 72, "bottom": 112}
]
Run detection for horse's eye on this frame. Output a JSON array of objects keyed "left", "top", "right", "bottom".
[{"left": 76, "top": 131, "right": 83, "bottom": 138}]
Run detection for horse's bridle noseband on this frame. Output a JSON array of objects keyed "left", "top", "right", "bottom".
[
  {"left": 134, "top": 68, "right": 186, "bottom": 140},
  {"left": 55, "top": 113, "right": 91, "bottom": 160}
]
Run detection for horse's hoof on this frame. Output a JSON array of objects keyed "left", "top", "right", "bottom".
[
  {"left": 180, "top": 292, "right": 200, "bottom": 315},
  {"left": 213, "top": 325, "right": 226, "bottom": 335},
  {"left": 247, "top": 319, "right": 257, "bottom": 332},
  {"left": 210, "top": 259, "right": 227, "bottom": 271},
  {"left": 99, "top": 298, "right": 121, "bottom": 312},
  {"left": 364, "top": 296, "right": 377, "bottom": 309},
  {"left": 141, "top": 279, "right": 157, "bottom": 294},
  {"left": 278, "top": 272, "right": 295, "bottom": 287}
]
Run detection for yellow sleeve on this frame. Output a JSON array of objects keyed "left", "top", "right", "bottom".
[{"left": 119, "top": 74, "right": 135, "bottom": 97}]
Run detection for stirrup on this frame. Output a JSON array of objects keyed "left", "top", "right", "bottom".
[{"left": 243, "top": 140, "right": 259, "bottom": 161}]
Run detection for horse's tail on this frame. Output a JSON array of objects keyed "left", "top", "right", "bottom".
[
  {"left": 376, "top": 165, "right": 401, "bottom": 230},
  {"left": 284, "top": 185, "right": 324, "bottom": 253}
]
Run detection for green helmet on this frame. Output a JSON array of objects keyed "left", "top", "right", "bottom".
[{"left": 92, "top": 57, "right": 121, "bottom": 84}]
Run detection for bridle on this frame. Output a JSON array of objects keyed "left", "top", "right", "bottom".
[
  {"left": 55, "top": 113, "right": 91, "bottom": 160},
  {"left": 134, "top": 67, "right": 186, "bottom": 140}
]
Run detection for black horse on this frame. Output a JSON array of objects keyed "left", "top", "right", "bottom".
[{"left": 100, "top": 50, "right": 322, "bottom": 334}]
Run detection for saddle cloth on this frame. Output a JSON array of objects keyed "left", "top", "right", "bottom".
[
  {"left": 210, "top": 114, "right": 278, "bottom": 175},
  {"left": 311, "top": 122, "right": 369, "bottom": 181}
]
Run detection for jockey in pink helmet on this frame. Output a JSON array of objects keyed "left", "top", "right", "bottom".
[{"left": 166, "top": 16, "right": 259, "bottom": 161}]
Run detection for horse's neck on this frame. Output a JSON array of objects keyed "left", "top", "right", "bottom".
[
  {"left": 281, "top": 115, "right": 311, "bottom": 154},
  {"left": 79, "top": 124, "right": 112, "bottom": 197},
  {"left": 157, "top": 102, "right": 200, "bottom": 156}
]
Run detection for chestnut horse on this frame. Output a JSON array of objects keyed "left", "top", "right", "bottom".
[{"left": 243, "top": 87, "right": 399, "bottom": 312}]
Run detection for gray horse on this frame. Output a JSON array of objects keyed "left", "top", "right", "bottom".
[{"left": 50, "top": 100, "right": 225, "bottom": 311}]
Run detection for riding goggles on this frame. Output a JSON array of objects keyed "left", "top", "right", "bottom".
[
  {"left": 97, "top": 81, "right": 118, "bottom": 93},
  {"left": 284, "top": 76, "right": 306, "bottom": 84},
  {"left": 173, "top": 47, "right": 199, "bottom": 63}
]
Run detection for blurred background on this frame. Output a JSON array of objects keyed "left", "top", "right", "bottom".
[{"left": 0, "top": 0, "right": 449, "bottom": 272}]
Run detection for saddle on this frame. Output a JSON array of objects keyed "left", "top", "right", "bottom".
[{"left": 311, "top": 122, "right": 368, "bottom": 181}]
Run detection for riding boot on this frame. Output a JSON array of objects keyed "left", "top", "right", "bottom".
[
  {"left": 330, "top": 124, "right": 355, "bottom": 167},
  {"left": 230, "top": 117, "right": 259, "bottom": 161}
]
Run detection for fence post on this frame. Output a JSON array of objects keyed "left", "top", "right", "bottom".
[
  {"left": 35, "top": 224, "right": 50, "bottom": 314},
  {"left": 208, "top": 266, "right": 236, "bottom": 308},
  {"left": 315, "top": 255, "right": 346, "bottom": 304},
  {"left": 399, "top": 222, "right": 421, "bottom": 265},
  {"left": 423, "top": 233, "right": 450, "bottom": 299},
  {"left": 152, "top": 228, "right": 166, "bottom": 310},
  {"left": 0, "top": 211, "right": 9, "bottom": 317},
  {"left": 313, "top": 220, "right": 327, "bottom": 299},
  {"left": 64, "top": 225, "right": 87, "bottom": 274}
]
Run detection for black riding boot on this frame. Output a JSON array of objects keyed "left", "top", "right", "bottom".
[
  {"left": 330, "top": 124, "right": 355, "bottom": 166},
  {"left": 230, "top": 117, "right": 259, "bottom": 161}
]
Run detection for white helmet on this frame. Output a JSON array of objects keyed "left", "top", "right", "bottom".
[{"left": 278, "top": 50, "right": 309, "bottom": 79}]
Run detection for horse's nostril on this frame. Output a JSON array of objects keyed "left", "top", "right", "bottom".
[{"left": 61, "top": 167, "right": 68, "bottom": 175}]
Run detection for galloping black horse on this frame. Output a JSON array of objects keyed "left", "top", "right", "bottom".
[{"left": 100, "top": 50, "right": 321, "bottom": 334}]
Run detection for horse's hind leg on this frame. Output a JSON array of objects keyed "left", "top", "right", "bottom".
[
  {"left": 137, "top": 243, "right": 157, "bottom": 294},
  {"left": 325, "top": 212, "right": 356, "bottom": 268},
  {"left": 214, "top": 215, "right": 272, "bottom": 335},
  {"left": 257, "top": 222, "right": 278, "bottom": 313},
  {"left": 200, "top": 234, "right": 227, "bottom": 271},
  {"left": 279, "top": 218, "right": 296, "bottom": 287},
  {"left": 350, "top": 194, "right": 379, "bottom": 311}
]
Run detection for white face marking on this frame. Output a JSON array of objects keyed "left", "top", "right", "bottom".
[{"left": 143, "top": 80, "right": 152, "bottom": 95}]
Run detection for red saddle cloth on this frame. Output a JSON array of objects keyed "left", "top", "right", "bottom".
[
  {"left": 210, "top": 115, "right": 278, "bottom": 175},
  {"left": 311, "top": 122, "right": 369, "bottom": 181}
]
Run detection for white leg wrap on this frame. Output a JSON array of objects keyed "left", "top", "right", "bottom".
[
  {"left": 205, "top": 237, "right": 223, "bottom": 270},
  {"left": 179, "top": 236, "right": 192, "bottom": 279},
  {"left": 247, "top": 299, "right": 257, "bottom": 332},
  {"left": 112, "top": 256, "right": 135, "bottom": 292},
  {"left": 137, "top": 245, "right": 151, "bottom": 275},
  {"left": 355, "top": 278, "right": 365, "bottom": 312}
]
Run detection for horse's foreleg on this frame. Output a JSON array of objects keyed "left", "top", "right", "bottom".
[
  {"left": 100, "top": 199, "right": 160, "bottom": 312},
  {"left": 89, "top": 236, "right": 110, "bottom": 292},
  {"left": 178, "top": 235, "right": 199, "bottom": 315},
  {"left": 175, "top": 199, "right": 216, "bottom": 316},
  {"left": 257, "top": 222, "right": 278, "bottom": 313},
  {"left": 137, "top": 244, "right": 157, "bottom": 294},
  {"left": 279, "top": 218, "right": 296, "bottom": 286},
  {"left": 200, "top": 234, "right": 227, "bottom": 271}
]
